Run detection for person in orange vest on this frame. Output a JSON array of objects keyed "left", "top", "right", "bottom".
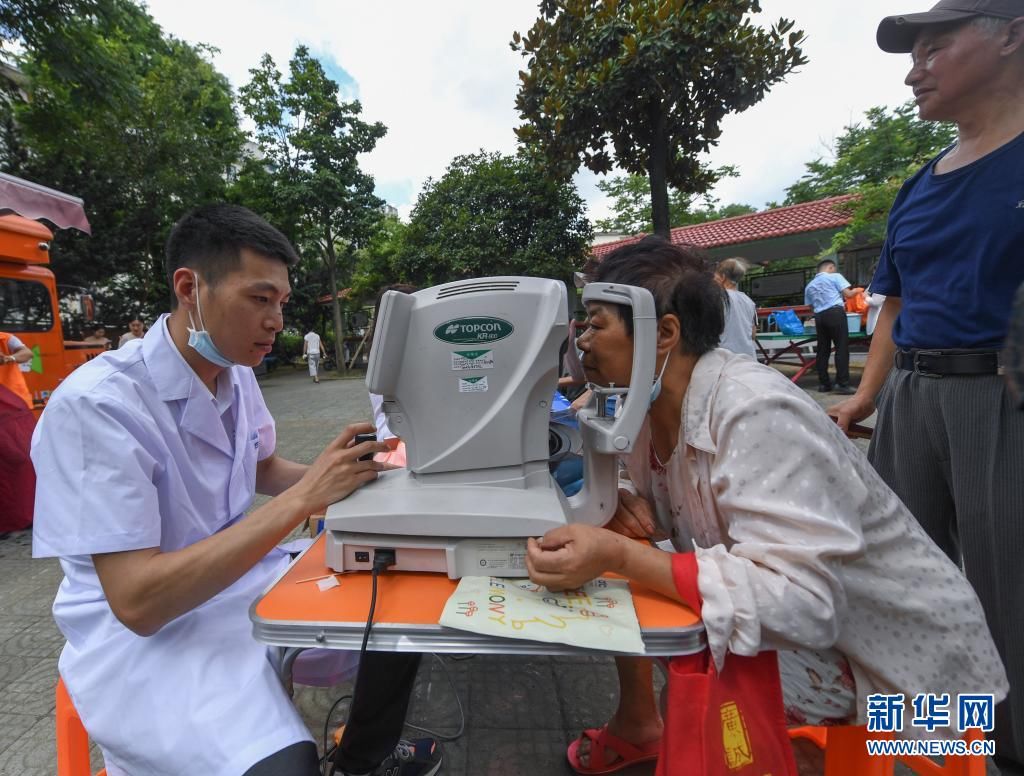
[{"left": 0, "top": 331, "right": 33, "bottom": 410}]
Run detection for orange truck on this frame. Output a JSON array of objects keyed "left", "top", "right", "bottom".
[{"left": 0, "top": 173, "right": 102, "bottom": 415}]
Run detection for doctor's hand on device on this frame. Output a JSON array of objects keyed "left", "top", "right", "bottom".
[
  {"left": 291, "top": 422, "right": 388, "bottom": 514},
  {"left": 93, "top": 422, "right": 387, "bottom": 637}
]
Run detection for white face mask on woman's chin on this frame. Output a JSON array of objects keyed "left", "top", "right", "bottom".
[{"left": 611, "top": 349, "right": 671, "bottom": 419}]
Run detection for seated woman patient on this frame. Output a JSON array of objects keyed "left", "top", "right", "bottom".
[{"left": 526, "top": 237, "right": 1008, "bottom": 774}]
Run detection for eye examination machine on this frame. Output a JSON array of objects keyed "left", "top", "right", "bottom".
[{"left": 323, "top": 276, "right": 657, "bottom": 578}]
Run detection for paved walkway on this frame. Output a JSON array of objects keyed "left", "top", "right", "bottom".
[{"left": 0, "top": 363, "right": 1001, "bottom": 775}]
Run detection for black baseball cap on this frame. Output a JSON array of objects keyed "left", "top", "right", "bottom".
[{"left": 877, "top": 0, "right": 1024, "bottom": 53}]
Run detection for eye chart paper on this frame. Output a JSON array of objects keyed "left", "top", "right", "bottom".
[{"left": 439, "top": 576, "right": 645, "bottom": 654}]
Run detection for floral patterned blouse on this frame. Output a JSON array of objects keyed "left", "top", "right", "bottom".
[{"left": 621, "top": 348, "right": 1008, "bottom": 725}]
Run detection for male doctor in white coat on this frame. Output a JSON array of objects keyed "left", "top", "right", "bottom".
[{"left": 31, "top": 205, "right": 441, "bottom": 776}]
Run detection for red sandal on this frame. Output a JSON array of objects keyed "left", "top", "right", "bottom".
[{"left": 567, "top": 725, "right": 661, "bottom": 774}]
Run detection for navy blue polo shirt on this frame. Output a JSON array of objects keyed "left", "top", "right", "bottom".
[{"left": 871, "top": 130, "right": 1024, "bottom": 349}]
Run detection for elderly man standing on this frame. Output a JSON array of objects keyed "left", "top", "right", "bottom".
[
  {"left": 715, "top": 257, "right": 758, "bottom": 359},
  {"left": 832, "top": 2, "right": 1024, "bottom": 770}
]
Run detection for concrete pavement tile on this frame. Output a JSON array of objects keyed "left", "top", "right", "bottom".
[
  {"left": 0, "top": 714, "right": 55, "bottom": 776},
  {"left": 0, "top": 618, "right": 64, "bottom": 658},
  {"left": 0, "top": 557, "right": 60, "bottom": 582},
  {"left": 0, "top": 655, "right": 39, "bottom": 693},
  {"left": 0, "top": 712, "right": 37, "bottom": 757},
  {"left": 0, "top": 656, "right": 58, "bottom": 716},
  {"left": 0, "top": 588, "right": 56, "bottom": 618},
  {"left": 458, "top": 655, "right": 562, "bottom": 731},
  {"left": 406, "top": 655, "right": 473, "bottom": 738},
  {"left": 552, "top": 657, "right": 622, "bottom": 734},
  {"left": 0, "top": 531, "right": 32, "bottom": 560},
  {"left": 464, "top": 728, "right": 577, "bottom": 776},
  {"left": 0, "top": 615, "right": 36, "bottom": 644},
  {"left": 90, "top": 742, "right": 104, "bottom": 774}
]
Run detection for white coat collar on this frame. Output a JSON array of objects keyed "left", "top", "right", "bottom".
[
  {"left": 142, "top": 314, "right": 195, "bottom": 402},
  {"left": 143, "top": 314, "right": 240, "bottom": 457}
]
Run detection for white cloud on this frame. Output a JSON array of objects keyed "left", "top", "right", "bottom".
[{"left": 145, "top": 0, "right": 920, "bottom": 219}]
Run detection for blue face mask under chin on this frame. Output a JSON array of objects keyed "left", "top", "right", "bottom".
[
  {"left": 187, "top": 273, "right": 239, "bottom": 368},
  {"left": 649, "top": 350, "right": 671, "bottom": 406}
]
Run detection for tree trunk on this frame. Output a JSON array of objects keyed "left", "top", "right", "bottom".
[
  {"left": 647, "top": 104, "right": 671, "bottom": 239},
  {"left": 323, "top": 234, "right": 347, "bottom": 375}
]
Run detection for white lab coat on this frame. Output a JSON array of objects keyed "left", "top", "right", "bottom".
[{"left": 32, "top": 315, "right": 312, "bottom": 776}]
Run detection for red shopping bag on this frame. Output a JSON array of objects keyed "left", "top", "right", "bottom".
[{"left": 656, "top": 649, "right": 797, "bottom": 776}]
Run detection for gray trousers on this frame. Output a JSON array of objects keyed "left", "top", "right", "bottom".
[{"left": 869, "top": 368, "right": 1024, "bottom": 767}]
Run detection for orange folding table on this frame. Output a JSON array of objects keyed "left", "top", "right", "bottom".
[{"left": 250, "top": 533, "right": 705, "bottom": 657}]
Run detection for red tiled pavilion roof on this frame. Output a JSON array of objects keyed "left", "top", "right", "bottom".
[
  {"left": 591, "top": 194, "right": 858, "bottom": 260},
  {"left": 316, "top": 288, "right": 353, "bottom": 304}
]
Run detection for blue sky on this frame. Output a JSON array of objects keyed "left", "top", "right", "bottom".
[
  {"left": 145, "top": 0, "right": 917, "bottom": 224},
  {"left": 311, "top": 49, "right": 359, "bottom": 101}
]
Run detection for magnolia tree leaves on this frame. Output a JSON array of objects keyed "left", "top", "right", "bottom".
[{"left": 512, "top": 0, "right": 806, "bottom": 237}]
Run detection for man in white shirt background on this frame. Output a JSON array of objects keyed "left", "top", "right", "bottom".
[{"left": 303, "top": 328, "right": 323, "bottom": 383}]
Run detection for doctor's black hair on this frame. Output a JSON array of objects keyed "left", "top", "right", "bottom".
[
  {"left": 164, "top": 204, "right": 299, "bottom": 309},
  {"left": 591, "top": 235, "right": 725, "bottom": 356}
]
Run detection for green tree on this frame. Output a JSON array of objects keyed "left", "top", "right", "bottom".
[
  {"left": 349, "top": 214, "right": 408, "bottom": 302},
  {"left": 594, "top": 168, "right": 754, "bottom": 233},
  {"left": 0, "top": 0, "right": 157, "bottom": 107},
  {"left": 396, "top": 151, "right": 592, "bottom": 286},
  {"left": 784, "top": 101, "right": 956, "bottom": 250},
  {"left": 238, "top": 46, "right": 386, "bottom": 371},
  {"left": 785, "top": 102, "right": 955, "bottom": 204},
  {"left": 2, "top": 1, "right": 243, "bottom": 323},
  {"left": 512, "top": 0, "right": 805, "bottom": 238}
]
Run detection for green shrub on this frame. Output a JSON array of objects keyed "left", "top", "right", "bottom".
[{"left": 276, "top": 330, "right": 303, "bottom": 360}]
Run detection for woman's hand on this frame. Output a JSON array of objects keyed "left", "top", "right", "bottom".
[
  {"left": 526, "top": 523, "right": 626, "bottom": 591},
  {"left": 604, "top": 489, "right": 657, "bottom": 538}
]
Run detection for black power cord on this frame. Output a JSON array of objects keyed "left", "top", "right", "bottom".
[
  {"left": 319, "top": 693, "right": 351, "bottom": 776},
  {"left": 326, "top": 549, "right": 396, "bottom": 776},
  {"left": 361, "top": 549, "right": 395, "bottom": 654},
  {"left": 403, "top": 653, "right": 467, "bottom": 742}
]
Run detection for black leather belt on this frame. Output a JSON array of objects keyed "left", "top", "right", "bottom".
[{"left": 894, "top": 348, "right": 1003, "bottom": 377}]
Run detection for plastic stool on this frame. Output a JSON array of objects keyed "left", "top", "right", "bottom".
[
  {"left": 789, "top": 725, "right": 893, "bottom": 775},
  {"left": 788, "top": 725, "right": 988, "bottom": 776},
  {"left": 56, "top": 677, "right": 107, "bottom": 776}
]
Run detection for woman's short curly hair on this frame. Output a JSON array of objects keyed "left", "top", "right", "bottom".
[{"left": 591, "top": 236, "right": 725, "bottom": 356}]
